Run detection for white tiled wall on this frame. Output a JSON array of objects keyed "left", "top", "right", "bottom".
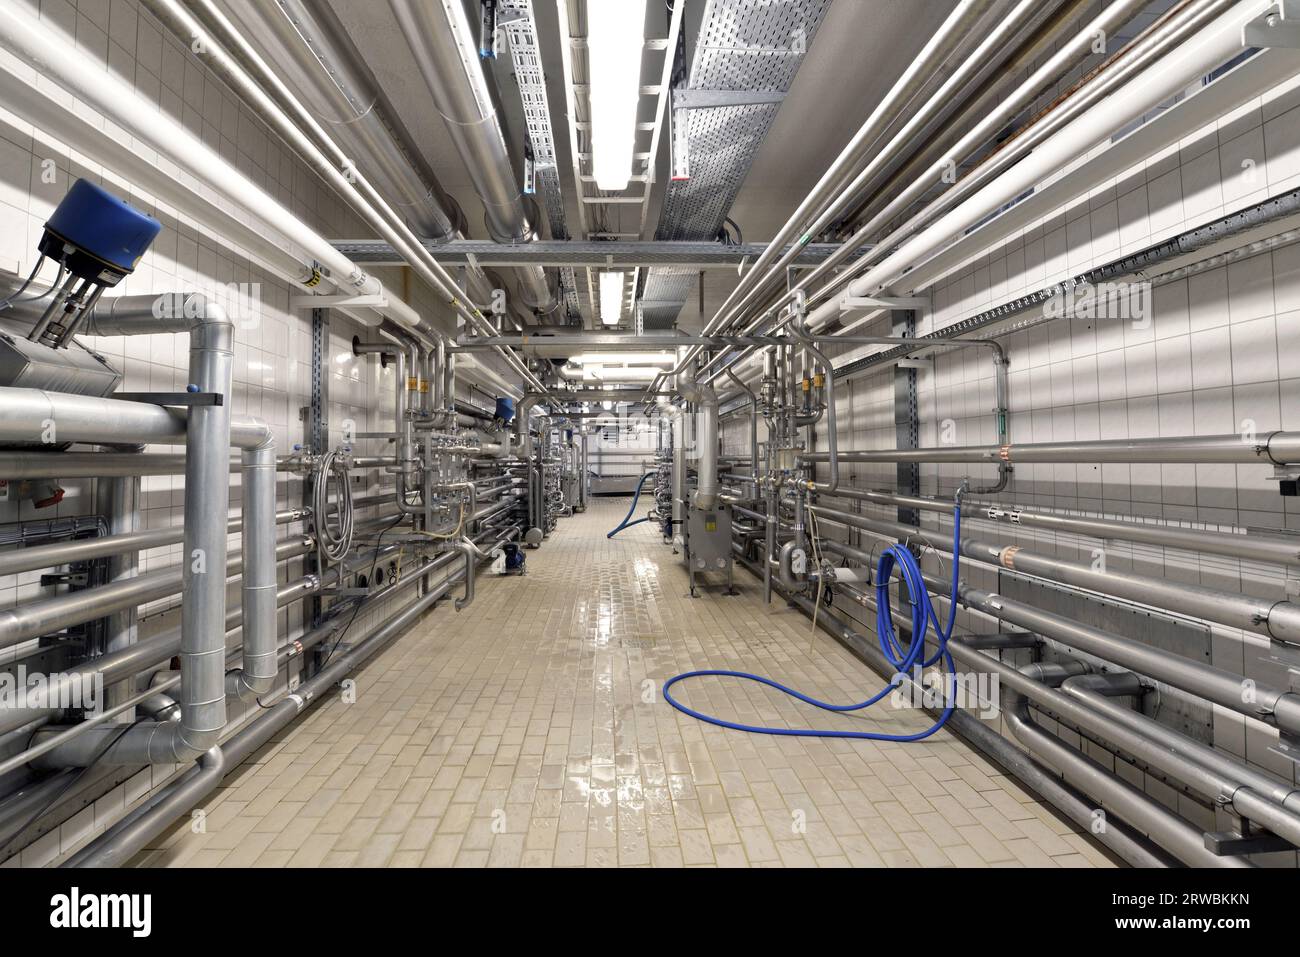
[
  {"left": 0, "top": 0, "right": 463, "bottom": 863},
  {"left": 721, "top": 24, "right": 1300, "bottom": 864}
]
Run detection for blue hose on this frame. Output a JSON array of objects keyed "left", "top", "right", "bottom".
[
  {"left": 607, "top": 472, "right": 654, "bottom": 539},
  {"left": 663, "top": 502, "right": 963, "bottom": 741}
]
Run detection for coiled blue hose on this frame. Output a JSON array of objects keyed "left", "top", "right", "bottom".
[
  {"left": 663, "top": 502, "right": 963, "bottom": 741},
  {"left": 607, "top": 472, "right": 654, "bottom": 539}
]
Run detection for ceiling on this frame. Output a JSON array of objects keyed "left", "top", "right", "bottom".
[{"left": 330, "top": 0, "right": 961, "bottom": 332}]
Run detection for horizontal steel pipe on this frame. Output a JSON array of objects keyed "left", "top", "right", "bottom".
[
  {"left": 1003, "top": 696, "right": 1252, "bottom": 868},
  {"left": 0, "top": 538, "right": 418, "bottom": 738},
  {"left": 0, "top": 508, "right": 309, "bottom": 578},
  {"left": 808, "top": 503, "right": 1300, "bottom": 644},
  {"left": 1062, "top": 678, "right": 1300, "bottom": 816},
  {"left": 0, "top": 451, "right": 380, "bottom": 479},
  {"left": 64, "top": 523, "right": 518, "bottom": 865},
  {"left": 798, "top": 432, "right": 1300, "bottom": 465},
  {"left": 817, "top": 484, "right": 1300, "bottom": 568},
  {"left": 0, "top": 387, "right": 277, "bottom": 451},
  {"left": 0, "top": 537, "right": 314, "bottom": 650},
  {"left": 961, "top": 536, "right": 1300, "bottom": 645},
  {"left": 956, "top": 577, "right": 1300, "bottom": 735},
  {"left": 961, "top": 662, "right": 1300, "bottom": 851},
  {"left": 803, "top": 504, "right": 1300, "bottom": 733}
]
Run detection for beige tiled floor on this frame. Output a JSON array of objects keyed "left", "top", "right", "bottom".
[{"left": 129, "top": 497, "right": 1113, "bottom": 867}]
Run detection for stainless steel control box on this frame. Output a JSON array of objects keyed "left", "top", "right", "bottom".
[{"left": 684, "top": 504, "right": 735, "bottom": 597}]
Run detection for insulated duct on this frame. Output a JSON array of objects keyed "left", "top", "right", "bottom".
[
  {"left": 209, "top": 0, "right": 533, "bottom": 329},
  {"left": 388, "top": 0, "right": 561, "bottom": 318}
]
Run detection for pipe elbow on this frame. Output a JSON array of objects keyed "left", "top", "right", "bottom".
[
  {"left": 777, "top": 540, "right": 805, "bottom": 592},
  {"left": 225, "top": 668, "right": 276, "bottom": 701},
  {"left": 455, "top": 541, "right": 476, "bottom": 611},
  {"left": 236, "top": 417, "right": 275, "bottom": 454},
  {"left": 1019, "top": 660, "right": 1092, "bottom": 686},
  {"left": 1061, "top": 672, "right": 1145, "bottom": 697}
]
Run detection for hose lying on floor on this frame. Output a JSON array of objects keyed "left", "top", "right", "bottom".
[
  {"left": 607, "top": 471, "right": 654, "bottom": 539},
  {"left": 663, "top": 494, "right": 964, "bottom": 741}
]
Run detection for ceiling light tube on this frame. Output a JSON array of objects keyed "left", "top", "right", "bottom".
[
  {"left": 574, "top": 352, "right": 675, "bottom": 365},
  {"left": 587, "top": 0, "right": 647, "bottom": 191},
  {"left": 599, "top": 270, "right": 625, "bottom": 325}
]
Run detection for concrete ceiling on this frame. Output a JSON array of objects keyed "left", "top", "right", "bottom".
[{"left": 331, "top": 0, "right": 961, "bottom": 330}]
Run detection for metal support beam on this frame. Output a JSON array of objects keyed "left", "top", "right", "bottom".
[
  {"left": 332, "top": 239, "right": 867, "bottom": 268},
  {"left": 892, "top": 309, "right": 919, "bottom": 527}
]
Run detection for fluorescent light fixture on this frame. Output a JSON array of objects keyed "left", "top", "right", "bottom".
[
  {"left": 587, "top": 0, "right": 647, "bottom": 191},
  {"left": 586, "top": 366, "right": 660, "bottom": 381},
  {"left": 568, "top": 364, "right": 661, "bottom": 382},
  {"left": 670, "top": 102, "right": 690, "bottom": 181},
  {"left": 573, "top": 352, "right": 675, "bottom": 366},
  {"left": 599, "top": 270, "right": 625, "bottom": 325}
]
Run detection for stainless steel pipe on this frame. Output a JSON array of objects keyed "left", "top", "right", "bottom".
[
  {"left": 0, "top": 507, "right": 309, "bottom": 578},
  {"left": 817, "top": 484, "right": 1300, "bottom": 568},
  {"left": 798, "top": 432, "right": 1300, "bottom": 465}
]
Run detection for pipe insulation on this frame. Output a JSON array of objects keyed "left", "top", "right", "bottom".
[
  {"left": 805, "top": 0, "right": 1283, "bottom": 329},
  {"left": 62, "top": 524, "right": 518, "bottom": 867},
  {"left": 386, "top": 0, "right": 559, "bottom": 315},
  {"left": 0, "top": 4, "right": 421, "bottom": 329}
]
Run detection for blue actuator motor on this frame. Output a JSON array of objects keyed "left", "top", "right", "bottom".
[
  {"left": 29, "top": 179, "right": 162, "bottom": 347},
  {"left": 39, "top": 178, "right": 162, "bottom": 285},
  {"left": 495, "top": 396, "right": 516, "bottom": 424}
]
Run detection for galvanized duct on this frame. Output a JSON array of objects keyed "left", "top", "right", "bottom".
[
  {"left": 388, "top": 0, "right": 562, "bottom": 318},
  {"left": 208, "top": 0, "right": 538, "bottom": 328}
]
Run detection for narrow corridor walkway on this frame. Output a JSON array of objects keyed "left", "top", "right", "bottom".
[{"left": 131, "top": 497, "right": 1113, "bottom": 867}]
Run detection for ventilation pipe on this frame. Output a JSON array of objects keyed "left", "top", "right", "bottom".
[
  {"left": 226, "top": 438, "right": 278, "bottom": 700},
  {"left": 0, "top": 5, "right": 419, "bottom": 336},
  {"left": 219, "top": 0, "right": 459, "bottom": 240},
  {"left": 388, "top": 0, "right": 561, "bottom": 318},
  {"left": 2, "top": 0, "right": 542, "bottom": 394}
]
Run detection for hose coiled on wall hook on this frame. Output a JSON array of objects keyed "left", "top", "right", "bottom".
[{"left": 311, "top": 448, "right": 354, "bottom": 564}]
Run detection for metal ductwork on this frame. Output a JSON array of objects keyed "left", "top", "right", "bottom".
[
  {"left": 388, "top": 0, "right": 561, "bottom": 319},
  {"left": 211, "top": 0, "right": 543, "bottom": 329},
  {"left": 219, "top": 0, "right": 463, "bottom": 242}
]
